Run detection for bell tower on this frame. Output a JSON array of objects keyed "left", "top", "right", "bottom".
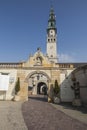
[{"left": 46, "top": 7, "right": 58, "bottom": 63}]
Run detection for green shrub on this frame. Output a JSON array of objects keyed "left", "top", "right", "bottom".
[
  {"left": 54, "top": 80, "right": 60, "bottom": 96},
  {"left": 15, "top": 77, "right": 20, "bottom": 95}
]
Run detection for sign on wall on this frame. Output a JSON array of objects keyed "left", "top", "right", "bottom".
[{"left": 0, "top": 74, "right": 9, "bottom": 91}]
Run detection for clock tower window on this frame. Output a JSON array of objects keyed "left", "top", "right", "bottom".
[
  {"left": 51, "top": 55, "right": 53, "bottom": 57},
  {"left": 48, "top": 39, "right": 50, "bottom": 42}
]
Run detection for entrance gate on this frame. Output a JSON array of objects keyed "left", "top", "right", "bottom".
[
  {"left": 37, "top": 82, "right": 47, "bottom": 95},
  {"left": 26, "top": 71, "right": 50, "bottom": 95}
]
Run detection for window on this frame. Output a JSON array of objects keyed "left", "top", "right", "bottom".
[
  {"left": 51, "top": 55, "right": 53, "bottom": 57},
  {"left": 48, "top": 39, "right": 50, "bottom": 42}
]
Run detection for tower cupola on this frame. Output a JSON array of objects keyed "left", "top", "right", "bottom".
[
  {"left": 47, "top": 8, "right": 57, "bottom": 33},
  {"left": 46, "top": 7, "right": 58, "bottom": 63}
]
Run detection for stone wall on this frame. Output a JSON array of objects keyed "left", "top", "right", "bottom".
[
  {"left": 60, "top": 69, "right": 74, "bottom": 102},
  {"left": 15, "top": 69, "right": 28, "bottom": 101},
  {"left": 72, "top": 65, "right": 87, "bottom": 104}
]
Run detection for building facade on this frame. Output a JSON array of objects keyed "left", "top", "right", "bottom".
[{"left": 0, "top": 8, "right": 87, "bottom": 104}]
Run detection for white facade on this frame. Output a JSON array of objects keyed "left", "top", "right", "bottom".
[
  {"left": 73, "top": 66, "right": 87, "bottom": 104},
  {"left": 0, "top": 69, "right": 17, "bottom": 100},
  {"left": 47, "top": 29, "right": 58, "bottom": 63},
  {"left": 60, "top": 70, "right": 74, "bottom": 102}
]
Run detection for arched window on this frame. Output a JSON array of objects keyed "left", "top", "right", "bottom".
[{"left": 51, "top": 55, "right": 53, "bottom": 57}]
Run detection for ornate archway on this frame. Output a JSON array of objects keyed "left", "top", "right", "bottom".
[
  {"left": 25, "top": 71, "right": 50, "bottom": 95},
  {"left": 25, "top": 71, "right": 51, "bottom": 82}
]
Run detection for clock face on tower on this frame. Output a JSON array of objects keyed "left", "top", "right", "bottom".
[{"left": 50, "top": 30, "right": 55, "bottom": 36}]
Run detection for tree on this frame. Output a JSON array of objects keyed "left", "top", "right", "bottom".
[
  {"left": 54, "top": 80, "right": 60, "bottom": 96},
  {"left": 15, "top": 77, "right": 20, "bottom": 95}
]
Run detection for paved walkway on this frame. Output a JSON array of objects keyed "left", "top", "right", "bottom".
[
  {"left": 0, "top": 101, "right": 28, "bottom": 130},
  {"left": 51, "top": 102, "right": 87, "bottom": 125},
  {"left": 22, "top": 95, "right": 87, "bottom": 130},
  {"left": 0, "top": 96, "right": 87, "bottom": 130}
]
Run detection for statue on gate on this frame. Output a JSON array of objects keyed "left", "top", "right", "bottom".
[
  {"left": 71, "top": 76, "right": 81, "bottom": 106},
  {"left": 71, "top": 81, "right": 80, "bottom": 99}
]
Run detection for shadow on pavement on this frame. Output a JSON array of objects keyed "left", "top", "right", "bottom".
[
  {"left": 59, "top": 102, "right": 87, "bottom": 114},
  {"left": 28, "top": 95, "right": 48, "bottom": 102}
]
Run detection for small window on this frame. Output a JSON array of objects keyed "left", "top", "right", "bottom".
[
  {"left": 51, "top": 39, "right": 53, "bottom": 42},
  {"left": 48, "top": 39, "right": 50, "bottom": 42},
  {"left": 51, "top": 55, "right": 53, "bottom": 57},
  {"left": 51, "top": 30, "right": 53, "bottom": 33}
]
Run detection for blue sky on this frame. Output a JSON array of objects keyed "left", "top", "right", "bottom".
[{"left": 0, "top": 0, "right": 87, "bottom": 63}]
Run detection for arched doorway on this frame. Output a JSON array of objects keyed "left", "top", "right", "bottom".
[
  {"left": 25, "top": 71, "right": 50, "bottom": 95},
  {"left": 37, "top": 82, "right": 47, "bottom": 95}
]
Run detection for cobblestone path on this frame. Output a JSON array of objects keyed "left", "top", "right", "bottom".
[{"left": 22, "top": 95, "right": 87, "bottom": 130}]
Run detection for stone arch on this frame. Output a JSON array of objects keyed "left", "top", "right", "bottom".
[
  {"left": 25, "top": 71, "right": 51, "bottom": 95},
  {"left": 25, "top": 70, "right": 51, "bottom": 82},
  {"left": 37, "top": 82, "right": 47, "bottom": 95}
]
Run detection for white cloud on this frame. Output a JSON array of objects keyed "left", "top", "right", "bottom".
[{"left": 58, "top": 53, "right": 75, "bottom": 63}]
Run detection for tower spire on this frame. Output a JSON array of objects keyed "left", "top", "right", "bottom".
[
  {"left": 46, "top": 5, "right": 58, "bottom": 63},
  {"left": 47, "top": 4, "right": 57, "bottom": 32},
  {"left": 50, "top": 0, "right": 53, "bottom": 9}
]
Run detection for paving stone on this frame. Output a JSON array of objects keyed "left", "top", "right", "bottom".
[
  {"left": 22, "top": 95, "right": 87, "bottom": 130},
  {"left": 0, "top": 101, "right": 28, "bottom": 130}
]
